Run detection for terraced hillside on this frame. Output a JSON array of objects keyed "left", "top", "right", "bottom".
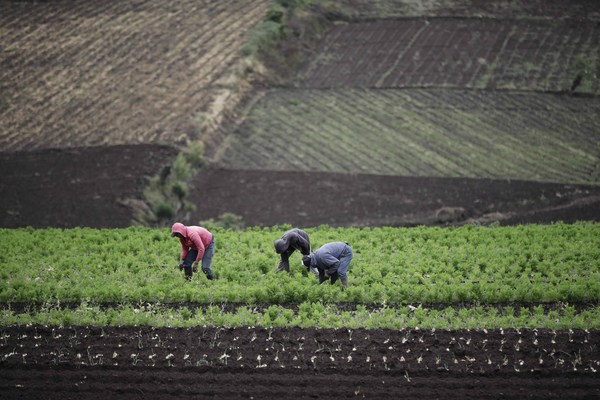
[
  {"left": 340, "top": 0, "right": 600, "bottom": 20},
  {"left": 298, "top": 18, "right": 600, "bottom": 93},
  {"left": 215, "top": 89, "right": 600, "bottom": 185},
  {"left": 214, "top": 2, "right": 600, "bottom": 190},
  {"left": 1, "top": 0, "right": 600, "bottom": 229},
  {"left": 0, "top": 0, "right": 269, "bottom": 152}
]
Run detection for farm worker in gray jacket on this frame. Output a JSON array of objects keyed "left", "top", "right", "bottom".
[
  {"left": 171, "top": 222, "right": 215, "bottom": 281},
  {"left": 302, "top": 242, "right": 353, "bottom": 287},
  {"left": 274, "top": 228, "right": 316, "bottom": 275}
]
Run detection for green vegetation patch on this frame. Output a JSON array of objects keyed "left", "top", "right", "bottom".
[
  {"left": 1, "top": 302, "right": 599, "bottom": 330},
  {"left": 215, "top": 89, "right": 600, "bottom": 184},
  {"left": 1, "top": 223, "right": 599, "bottom": 306}
]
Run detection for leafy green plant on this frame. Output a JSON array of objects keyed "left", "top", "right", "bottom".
[
  {"left": 1, "top": 223, "right": 599, "bottom": 307},
  {"left": 155, "top": 203, "right": 174, "bottom": 220},
  {"left": 136, "top": 144, "right": 205, "bottom": 225},
  {"left": 200, "top": 212, "right": 245, "bottom": 231},
  {"left": 570, "top": 54, "right": 598, "bottom": 92}
]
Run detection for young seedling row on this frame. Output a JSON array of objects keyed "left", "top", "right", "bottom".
[{"left": 1, "top": 326, "right": 598, "bottom": 374}]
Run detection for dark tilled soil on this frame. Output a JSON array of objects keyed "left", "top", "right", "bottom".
[
  {"left": 190, "top": 167, "right": 600, "bottom": 228},
  {"left": 1, "top": 326, "right": 598, "bottom": 399},
  {"left": 1, "top": 146, "right": 600, "bottom": 228},
  {"left": 1, "top": 367, "right": 598, "bottom": 399},
  {"left": 340, "top": 0, "right": 600, "bottom": 20},
  {"left": 0, "top": 145, "right": 178, "bottom": 228}
]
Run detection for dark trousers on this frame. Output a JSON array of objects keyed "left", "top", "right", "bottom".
[{"left": 182, "top": 235, "right": 215, "bottom": 279}]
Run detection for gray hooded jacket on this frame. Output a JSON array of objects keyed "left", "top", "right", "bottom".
[
  {"left": 307, "top": 241, "right": 349, "bottom": 274},
  {"left": 274, "top": 228, "right": 311, "bottom": 258}
]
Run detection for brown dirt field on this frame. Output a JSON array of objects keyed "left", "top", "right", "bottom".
[
  {"left": 1, "top": 326, "right": 598, "bottom": 399},
  {"left": 0, "top": 0, "right": 268, "bottom": 152},
  {"left": 1, "top": 147, "right": 600, "bottom": 228},
  {"left": 298, "top": 18, "right": 600, "bottom": 93},
  {"left": 0, "top": 145, "right": 177, "bottom": 228},
  {"left": 188, "top": 168, "right": 600, "bottom": 228},
  {"left": 340, "top": 0, "right": 600, "bottom": 20}
]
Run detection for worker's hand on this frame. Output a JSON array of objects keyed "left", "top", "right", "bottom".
[
  {"left": 192, "top": 261, "right": 199, "bottom": 273},
  {"left": 324, "top": 270, "right": 331, "bottom": 278},
  {"left": 178, "top": 262, "right": 184, "bottom": 271}
]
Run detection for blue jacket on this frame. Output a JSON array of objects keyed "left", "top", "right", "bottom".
[{"left": 308, "top": 242, "right": 349, "bottom": 274}]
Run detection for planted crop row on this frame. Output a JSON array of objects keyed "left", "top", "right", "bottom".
[
  {"left": 1, "top": 223, "right": 598, "bottom": 305},
  {"left": 216, "top": 88, "right": 600, "bottom": 185},
  {"left": 1, "top": 302, "right": 599, "bottom": 330}
]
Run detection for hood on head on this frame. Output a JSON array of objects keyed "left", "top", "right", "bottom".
[
  {"left": 171, "top": 222, "right": 187, "bottom": 237},
  {"left": 274, "top": 238, "right": 288, "bottom": 254},
  {"left": 301, "top": 254, "right": 312, "bottom": 267}
]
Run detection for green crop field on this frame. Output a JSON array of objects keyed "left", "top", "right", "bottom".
[
  {"left": 1, "top": 223, "right": 599, "bottom": 329},
  {"left": 215, "top": 89, "right": 600, "bottom": 184},
  {"left": 2, "top": 1, "right": 599, "bottom": 396}
]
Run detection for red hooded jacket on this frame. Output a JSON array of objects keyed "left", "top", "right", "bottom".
[{"left": 171, "top": 223, "right": 213, "bottom": 262}]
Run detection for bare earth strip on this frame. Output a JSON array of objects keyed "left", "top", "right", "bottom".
[
  {"left": 298, "top": 18, "right": 600, "bottom": 93},
  {"left": 0, "top": 145, "right": 178, "bottom": 228},
  {"left": 2, "top": 148, "right": 599, "bottom": 229},
  {"left": 0, "top": 0, "right": 269, "bottom": 152},
  {"left": 187, "top": 168, "right": 600, "bottom": 227},
  {"left": 0, "top": 326, "right": 598, "bottom": 399},
  {"left": 215, "top": 89, "right": 600, "bottom": 185},
  {"left": 340, "top": 0, "right": 600, "bottom": 20},
  {"left": 1, "top": 367, "right": 596, "bottom": 399}
]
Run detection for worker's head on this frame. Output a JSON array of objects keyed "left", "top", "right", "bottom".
[
  {"left": 171, "top": 222, "right": 186, "bottom": 238},
  {"left": 274, "top": 239, "right": 287, "bottom": 254},
  {"left": 301, "top": 255, "right": 311, "bottom": 267}
]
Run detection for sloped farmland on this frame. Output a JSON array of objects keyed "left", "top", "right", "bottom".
[
  {"left": 0, "top": 0, "right": 268, "bottom": 152},
  {"left": 215, "top": 88, "right": 600, "bottom": 185},
  {"left": 340, "top": 0, "right": 600, "bottom": 20},
  {"left": 298, "top": 18, "right": 600, "bottom": 93}
]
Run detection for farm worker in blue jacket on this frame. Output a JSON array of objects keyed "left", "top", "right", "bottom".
[
  {"left": 171, "top": 222, "right": 215, "bottom": 281},
  {"left": 274, "top": 228, "right": 317, "bottom": 275},
  {"left": 302, "top": 242, "right": 353, "bottom": 287}
]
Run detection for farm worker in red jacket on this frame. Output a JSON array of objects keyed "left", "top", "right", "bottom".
[
  {"left": 302, "top": 242, "right": 353, "bottom": 287},
  {"left": 171, "top": 222, "right": 215, "bottom": 281},
  {"left": 274, "top": 228, "right": 317, "bottom": 275}
]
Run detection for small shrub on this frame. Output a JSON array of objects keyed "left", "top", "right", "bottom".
[
  {"left": 200, "top": 212, "right": 245, "bottom": 231},
  {"left": 276, "top": 0, "right": 313, "bottom": 8},
  {"left": 266, "top": 5, "right": 285, "bottom": 23},
  {"left": 171, "top": 154, "right": 193, "bottom": 181},
  {"left": 171, "top": 181, "right": 187, "bottom": 200},
  {"left": 184, "top": 142, "right": 206, "bottom": 168},
  {"left": 155, "top": 203, "right": 174, "bottom": 220}
]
